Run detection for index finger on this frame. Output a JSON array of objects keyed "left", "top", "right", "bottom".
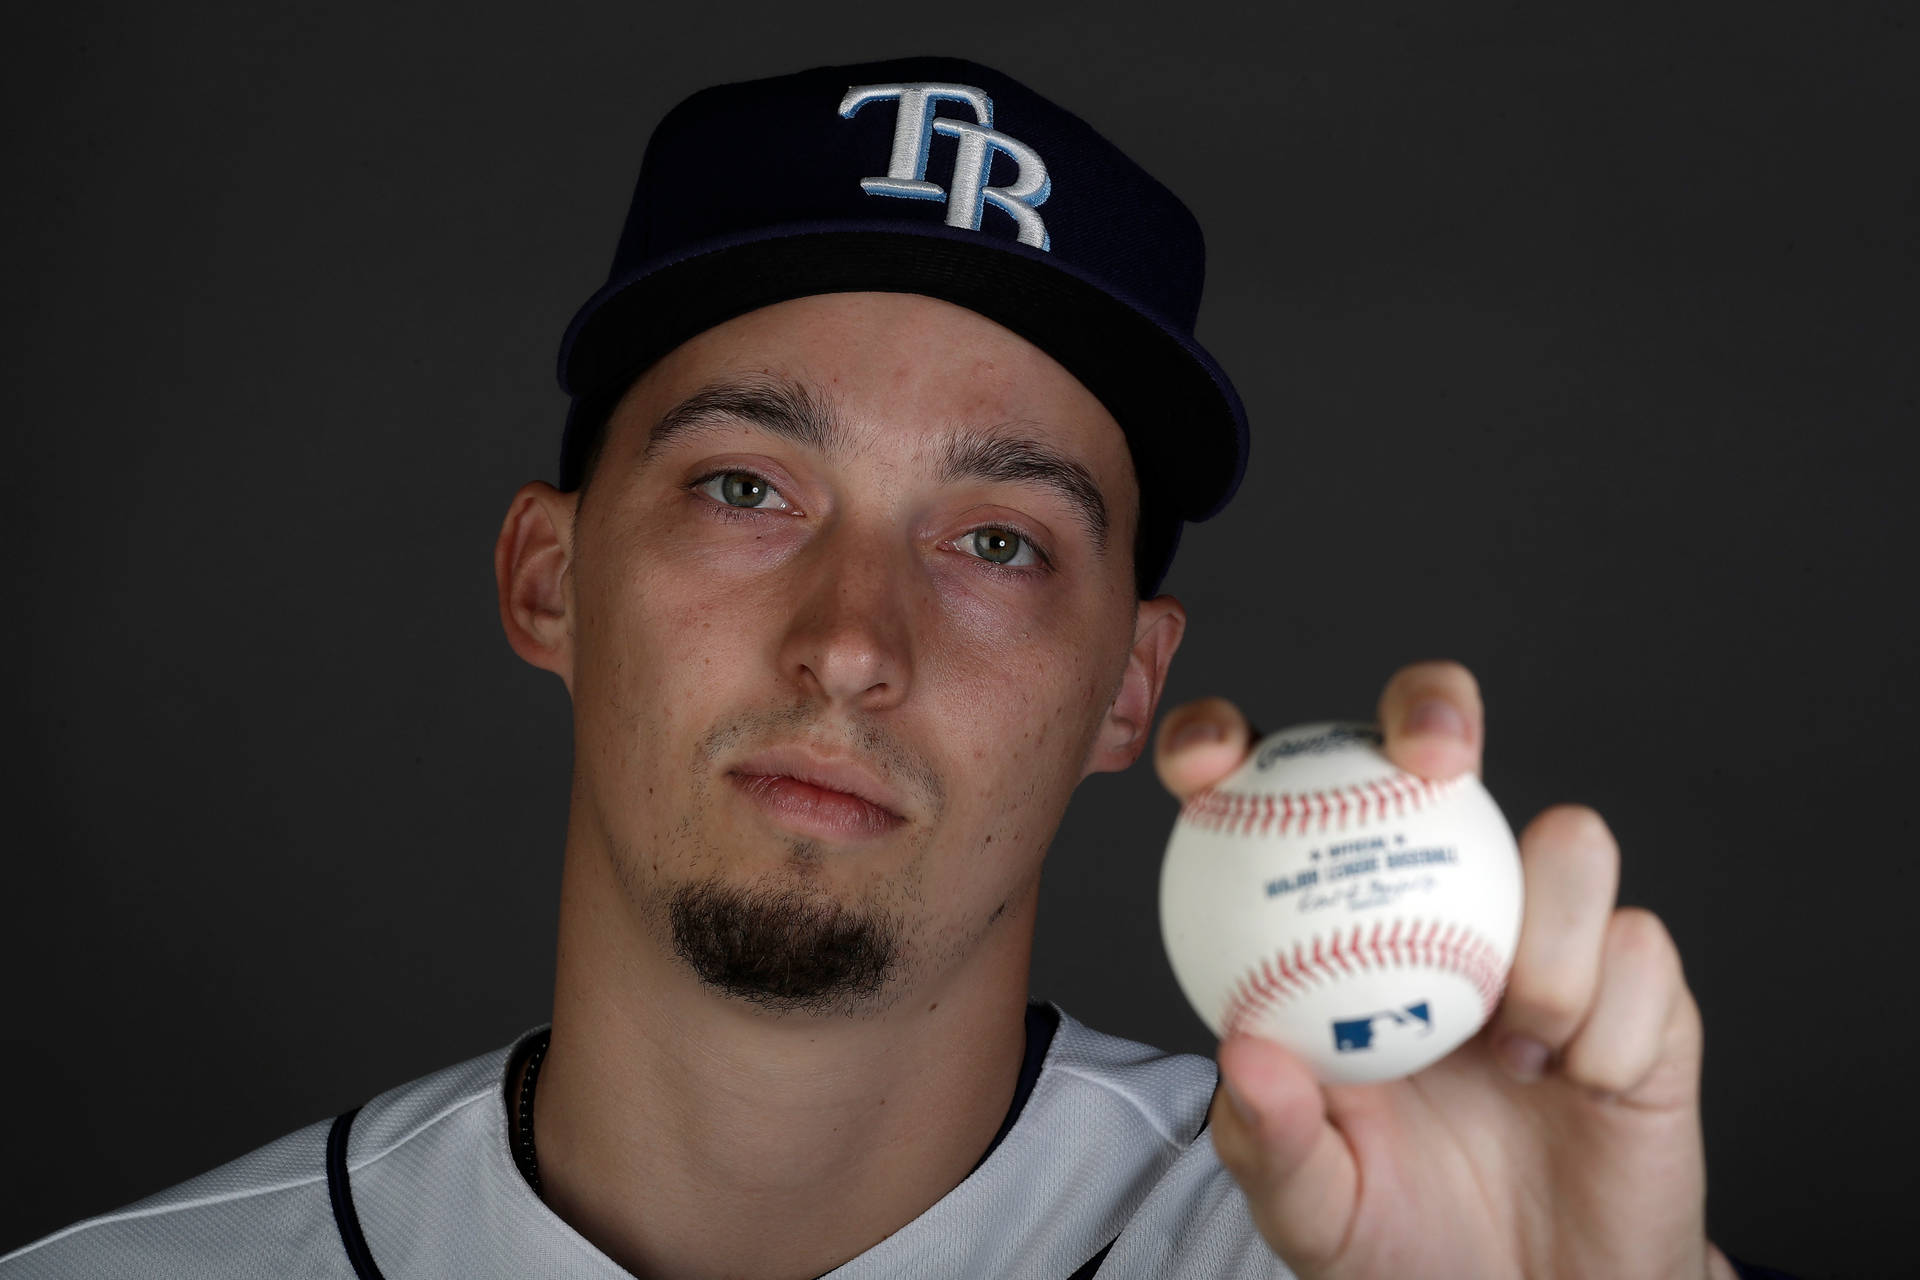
[
  {"left": 1378, "top": 659, "right": 1484, "bottom": 781},
  {"left": 1154, "top": 696, "right": 1256, "bottom": 803}
]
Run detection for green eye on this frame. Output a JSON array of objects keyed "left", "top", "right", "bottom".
[
  {"left": 969, "top": 528, "right": 1025, "bottom": 565},
  {"left": 696, "top": 470, "right": 791, "bottom": 512},
  {"left": 720, "top": 472, "right": 771, "bottom": 507}
]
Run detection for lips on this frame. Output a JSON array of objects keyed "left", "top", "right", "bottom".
[{"left": 727, "top": 749, "right": 907, "bottom": 841}]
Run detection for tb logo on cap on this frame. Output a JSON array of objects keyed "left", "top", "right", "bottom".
[{"left": 839, "top": 82, "right": 1052, "bottom": 251}]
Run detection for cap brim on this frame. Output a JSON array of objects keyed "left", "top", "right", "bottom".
[{"left": 557, "top": 222, "right": 1247, "bottom": 525}]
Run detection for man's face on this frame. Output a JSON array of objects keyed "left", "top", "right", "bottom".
[{"left": 546, "top": 292, "right": 1177, "bottom": 1017}]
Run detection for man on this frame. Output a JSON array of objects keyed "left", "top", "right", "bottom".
[{"left": 3, "top": 56, "right": 1764, "bottom": 1279}]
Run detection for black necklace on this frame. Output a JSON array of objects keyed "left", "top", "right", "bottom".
[{"left": 512, "top": 1028, "right": 552, "bottom": 1195}]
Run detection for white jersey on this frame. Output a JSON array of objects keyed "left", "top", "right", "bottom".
[{"left": 1, "top": 1005, "right": 1293, "bottom": 1278}]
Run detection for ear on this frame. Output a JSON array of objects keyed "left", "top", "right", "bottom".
[
  {"left": 494, "top": 481, "right": 579, "bottom": 694},
  {"left": 1083, "top": 594, "right": 1187, "bottom": 777}
]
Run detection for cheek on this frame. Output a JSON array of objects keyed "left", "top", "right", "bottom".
[
  {"left": 573, "top": 532, "right": 763, "bottom": 764},
  {"left": 930, "top": 576, "right": 1128, "bottom": 752},
  {"left": 926, "top": 624, "right": 1125, "bottom": 852}
]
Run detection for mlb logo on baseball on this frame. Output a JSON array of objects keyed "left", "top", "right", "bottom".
[
  {"left": 1333, "top": 1001, "right": 1434, "bottom": 1054},
  {"left": 1160, "top": 721, "right": 1523, "bottom": 1084}
]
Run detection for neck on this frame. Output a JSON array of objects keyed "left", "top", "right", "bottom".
[{"left": 528, "top": 838, "right": 1036, "bottom": 1280}]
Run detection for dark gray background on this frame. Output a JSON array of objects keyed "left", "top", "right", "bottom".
[{"left": 5, "top": 2, "right": 1913, "bottom": 1275}]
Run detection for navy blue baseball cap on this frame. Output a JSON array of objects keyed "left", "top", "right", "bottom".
[{"left": 556, "top": 56, "right": 1248, "bottom": 596}]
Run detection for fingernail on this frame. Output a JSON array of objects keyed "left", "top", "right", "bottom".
[
  {"left": 1171, "top": 719, "right": 1226, "bottom": 752},
  {"left": 1404, "top": 698, "right": 1467, "bottom": 742},
  {"left": 1497, "top": 1033, "right": 1551, "bottom": 1083}
]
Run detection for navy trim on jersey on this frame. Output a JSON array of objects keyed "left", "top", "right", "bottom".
[
  {"left": 1067, "top": 1237, "right": 1116, "bottom": 1279},
  {"left": 1062, "top": 1043, "right": 1221, "bottom": 1279},
  {"left": 326, "top": 1107, "right": 389, "bottom": 1280},
  {"left": 972, "top": 1001, "right": 1063, "bottom": 1175}
]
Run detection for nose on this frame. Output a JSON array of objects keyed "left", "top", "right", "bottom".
[{"left": 776, "top": 519, "right": 915, "bottom": 712}]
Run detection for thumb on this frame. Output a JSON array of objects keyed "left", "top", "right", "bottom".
[{"left": 1210, "top": 1033, "right": 1359, "bottom": 1272}]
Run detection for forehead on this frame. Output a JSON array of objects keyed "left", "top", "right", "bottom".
[{"left": 607, "top": 292, "right": 1138, "bottom": 496}]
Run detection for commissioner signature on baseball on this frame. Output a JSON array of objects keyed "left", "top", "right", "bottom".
[{"left": 1295, "top": 872, "right": 1439, "bottom": 914}]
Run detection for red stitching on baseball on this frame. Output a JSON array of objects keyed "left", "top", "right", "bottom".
[
  {"left": 1220, "top": 919, "right": 1510, "bottom": 1042},
  {"left": 1185, "top": 774, "right": 1461, "bottom": 836}
]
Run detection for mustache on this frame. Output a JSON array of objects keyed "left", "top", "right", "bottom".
[{"left": 695, "top": 704, "right": 947, "bottom": 817}]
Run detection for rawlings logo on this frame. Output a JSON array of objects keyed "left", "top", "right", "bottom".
[{"left": 1255, "top": 723, "right": 1383, "bottom": 771}]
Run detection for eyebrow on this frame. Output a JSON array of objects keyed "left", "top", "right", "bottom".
[
  {"left": 938, "top": 428, "right": 1110, "bottom": 552},
  {"left": 642, "top": 375, "right": 839, "bottom": 462},
  {"left": 645, "top": 374, "right": 1111, "bottom": 553}
]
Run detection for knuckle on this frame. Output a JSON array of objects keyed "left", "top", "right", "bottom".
[
  {"left": 1499, "top": 974, "right": 1588, "bottom": 1034},
  {"left": 1608, "top": 906, "right": 1678, "bottom": 967},
  {"left": 1561, "top": 1038, "right": 1645, "bottom": 1096},
  {"left": 1526, "top": 803, "right": 1615, "bottom": 850},
  {"left": 1519, "top": 805, "right": 1621, "bottom": 895},
  {"left": 1610, "top": 908, "right": 1692, "bottom": 1002},
  {"left": 1676, "top": 981, "right": 1706, "bottom": 1050},
  {"left": 1553, "top": 910, "right": 1697, "bottom": 1096},
  {"left": 1673, "top": 978, "right": 1704, "bottom": 1040}
]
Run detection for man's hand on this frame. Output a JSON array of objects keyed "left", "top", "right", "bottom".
[{"left": 1154, "top": 661, "right": 1736, "bottom": 1280}]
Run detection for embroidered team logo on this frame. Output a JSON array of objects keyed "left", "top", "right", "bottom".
[{"left": 838, "top": 82, "right": 1052, "bottom": 250}]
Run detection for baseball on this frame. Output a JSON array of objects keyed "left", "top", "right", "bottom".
[{"left": 1159, "top": 721, "right": 1523, "bottom": 1084}]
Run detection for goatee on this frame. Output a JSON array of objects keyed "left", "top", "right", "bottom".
[{"left": 668, "top": 878, "right": 903, "bottom": 1013}]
